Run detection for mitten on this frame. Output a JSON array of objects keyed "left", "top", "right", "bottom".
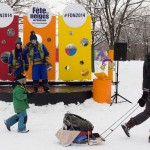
[
  {"left": 138, "top": 91, "right": 148, "bottom": 107},
  {"left": 46, "top": 63, "right": 52, "bottom": 71},
  {"left": 8, "top": 67, "right": 12, "bottom": 75},
  {"left": 138, "top": 98, "right": 146, "bottom": 107}
]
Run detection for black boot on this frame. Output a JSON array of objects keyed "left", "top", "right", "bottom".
[
  {"left": 43, "top": 86, "right": 50, "bottom": 93},
  {"left": 4, "top": 120, "right": 11, "bottom": 131},
  {"left": 42, "top": 81, "right": 50, "bottom": 93},
  {"left": 121, "top": 118, "right": 135, "bottom": 137}
]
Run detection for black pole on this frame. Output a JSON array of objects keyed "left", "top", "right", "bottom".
[
  {"left": 115, "top": 61, "right": 119, "bottom": 103},
  {"left": 110, "top": 61, "right": 132, "bottom": 105},
  {"left": 91, "top": 44, "right": 95, "bottom": 72}
]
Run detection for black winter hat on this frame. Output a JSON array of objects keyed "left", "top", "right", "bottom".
[
  {"left": 30, "top": 30, "right": 35, "bottom": 34},
  {"left": 15, "top": 37, "right": 22, "bottom": 45},
  {"left": 15, "top": 74, "right": 26, "bottom": 81},
  {"left": 30, "top": 31, "right": 37, "bottom": 41}
]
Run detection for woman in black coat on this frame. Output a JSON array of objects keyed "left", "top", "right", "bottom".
[{"left": 121, "top": 53, "right": 150, "bottom": 137}]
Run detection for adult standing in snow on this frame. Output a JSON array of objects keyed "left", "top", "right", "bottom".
[
  {"left": 122, "top": 53, "right": 150, "bottom": 137},
  {"left": 8, "top": 37, "right": 29, "bottom": 77},
  {"left": 4, "top": 74, "right": 32, "bottom": 133},
  {"left": 24, "top": 31, "right": 50, "bottom": 93}
]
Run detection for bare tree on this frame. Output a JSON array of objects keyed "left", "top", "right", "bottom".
[
  {"left": 119, "top": 7, "right": 150, "bottom": 60},
  {"left": 74, "top": 0, "right": 150, "bottom": 50}
]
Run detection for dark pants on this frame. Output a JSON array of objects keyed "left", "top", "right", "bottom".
[
  {"left": 32, "top": 64, "right": 49, "bottom": 91},
  {"left": 131, "top": 100, "right": 150, "bottom": 125},
  {"left": 32, "top": 64, "right": 48, "bottom": 80},
  {"left": 33, "top": 79, "right": 49, "bottom": 91}
]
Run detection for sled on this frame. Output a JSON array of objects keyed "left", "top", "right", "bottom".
[
  {"left": 56, "top": 113, "right": 105, "bottom": 146},
  {"left": 55, "top": 128, "right": 105, "bottom": 146}
]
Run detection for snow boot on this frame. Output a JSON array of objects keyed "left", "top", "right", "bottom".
[
  {"left": 121, "top": 124, "right": 130, "bottom": 137},
  {"left": 18, "top": 129, "right": 29, "bottom": 133},
  {"left": 4, "top": 120, "right": 11, "bottom": 131},
  {"left": 44, "top": 89, "right": 50, "bottom": 93},
  {"left": 43, "top": 86, "right": 50, "bottom": 93},
  {"left": 121, "top": 118, "right": 135, "bottom": 137}
]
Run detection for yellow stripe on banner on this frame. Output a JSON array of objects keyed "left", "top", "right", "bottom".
[{"left": 58, "top": 15, "right": 92, "bottom": 81}]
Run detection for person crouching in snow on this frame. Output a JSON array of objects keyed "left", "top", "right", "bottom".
[
  {"left": 121, "top": 53, "right": 150, "bottom": 137},
  {"left": 4, "top": 74, "right": 33, "bottom": 133}
]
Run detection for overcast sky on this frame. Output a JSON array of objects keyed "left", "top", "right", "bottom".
[{"left": 45, "top": 0, "right": 70, "bottom": 14}]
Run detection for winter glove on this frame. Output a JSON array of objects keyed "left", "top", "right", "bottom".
[
  {"left": 138, "top": 98, "right": 146, "bottom": 107},
  {"left": 138, "top": 91, "right": 149, "bottom": 107},
  {"left": 25, "top": 65, "right": 29, "bottom": 71},
  {"left": 8, "top": 67, "right": 12, "bottom": 75},
  {"left": 46, "top": 63, "right": 52, "bottom": 71}
]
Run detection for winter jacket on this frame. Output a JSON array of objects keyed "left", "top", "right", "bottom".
[
  {"left": 8, "top": 49, "right": 29, "bottom": 70},
  {"left": 24, "top": 42, "right": 49, "bottom": 66},
  {"left": 12, "top": 81, "right": 29, "bottom": 113},
  {"left": 143, "top": 56, "right": 150, "bottom": 92}
]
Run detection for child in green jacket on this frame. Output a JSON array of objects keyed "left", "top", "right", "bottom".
[{"left": 4, "top": 74, "right": 32, "bottom": 133}]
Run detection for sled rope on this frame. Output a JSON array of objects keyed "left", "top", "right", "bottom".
[{"left": 100, "top": 103, "right": 139, "bottom": 139}]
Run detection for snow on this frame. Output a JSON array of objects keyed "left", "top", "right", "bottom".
[{"left": 0, "top": 61, "right": 150, "bottom": 150}]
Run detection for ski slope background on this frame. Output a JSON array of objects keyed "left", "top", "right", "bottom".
[{"left": 0, "top": 61, "right": 150, "bottom": 150}]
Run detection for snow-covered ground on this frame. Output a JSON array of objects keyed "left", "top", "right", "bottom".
[{"left": 0, "top": 61, "right": 150, "bottom": 150}]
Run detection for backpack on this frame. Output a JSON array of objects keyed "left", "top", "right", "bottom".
[{"left": 63, "top": 112, "right": 94, "bottom": 131}]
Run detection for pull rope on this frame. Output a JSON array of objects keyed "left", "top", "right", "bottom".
[
  {"left": 100, "top": 103, "right": 139, "bottom": 139},
  {"left": 100, "top": 103, "right": 138, "bottom": 136}
]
